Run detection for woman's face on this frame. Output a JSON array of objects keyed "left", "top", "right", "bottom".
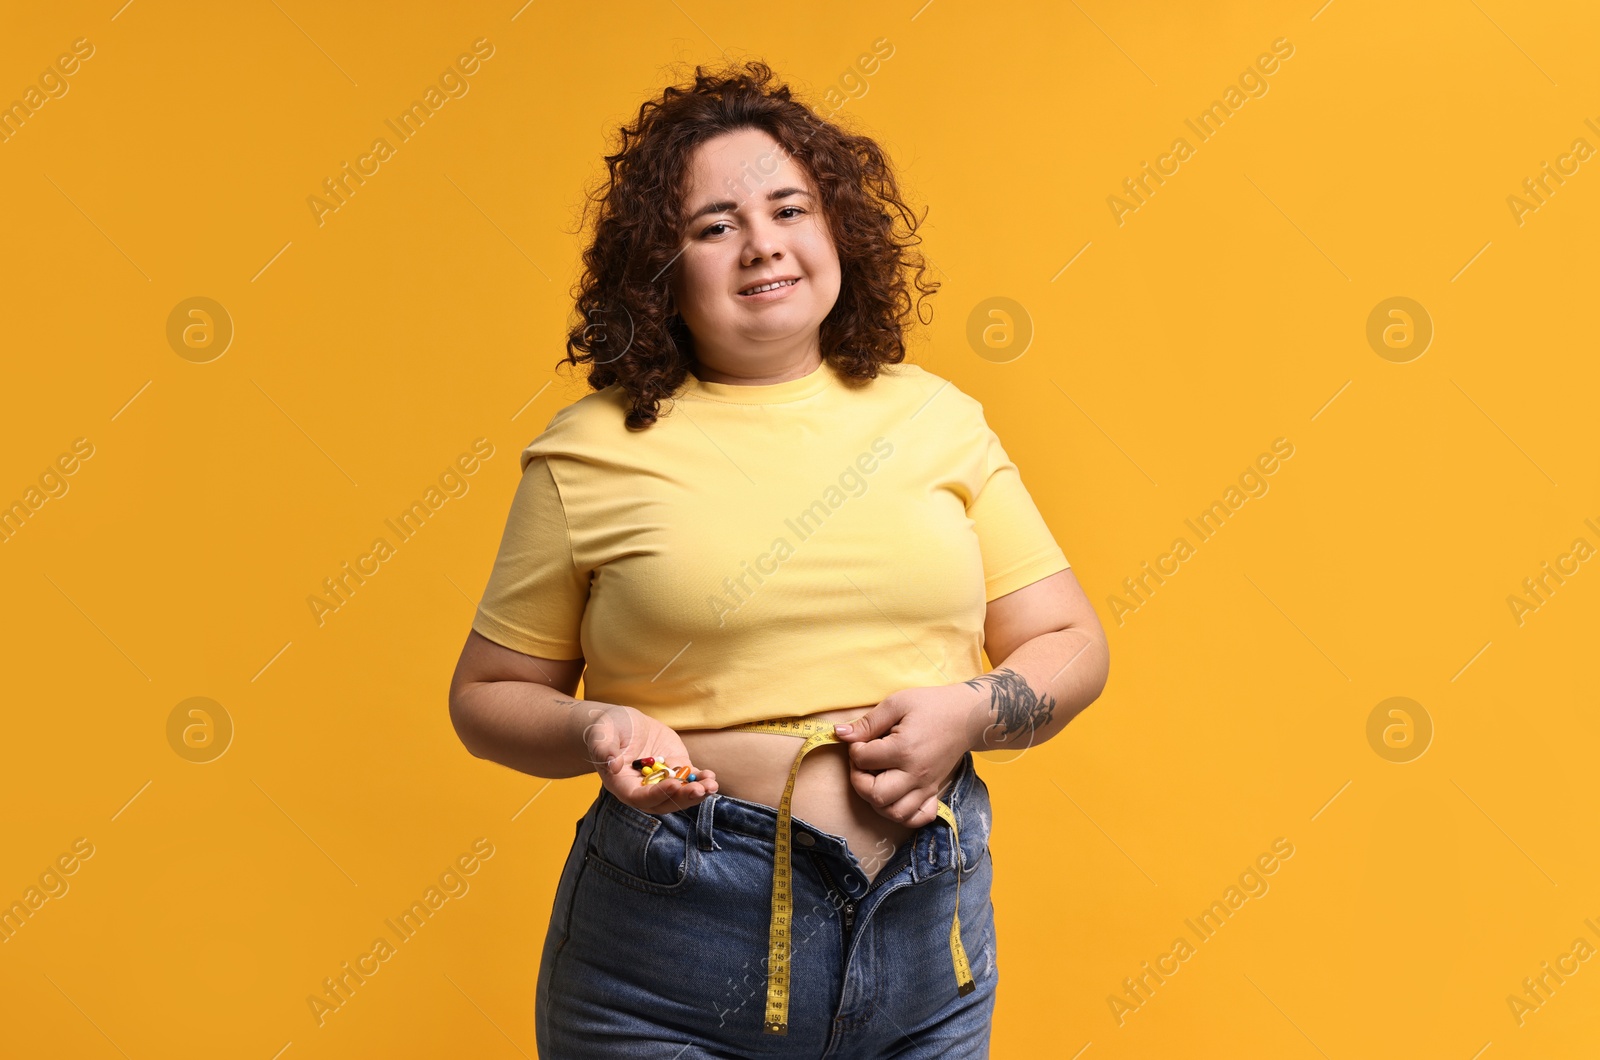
[{"left": 669, "top": 127, "right": 842, "bottom": 372}]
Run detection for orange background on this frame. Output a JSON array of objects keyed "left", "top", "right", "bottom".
[{"left": 3, "top": 1, "right": 1598, "bottom": 1057}]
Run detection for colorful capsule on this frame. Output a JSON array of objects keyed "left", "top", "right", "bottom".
[{"left": 632, "top": 760, "right": 703, "bottom": 786}]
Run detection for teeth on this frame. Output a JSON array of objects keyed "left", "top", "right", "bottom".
[{"left": 741, "top": 278, "right": 798, "bottom": 295}]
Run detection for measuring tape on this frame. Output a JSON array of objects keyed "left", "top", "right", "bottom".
[{"left": 726, "top": 716, "right": 976, "bottom": 1036}]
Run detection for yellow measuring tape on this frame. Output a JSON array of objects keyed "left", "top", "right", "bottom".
[{"left": 726, "top": 716, "right": 976, "bottom": 1036}]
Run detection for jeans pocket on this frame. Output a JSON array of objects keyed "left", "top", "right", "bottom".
[{"left": 585, "top": 789, "right": 698, "bottom": 895}]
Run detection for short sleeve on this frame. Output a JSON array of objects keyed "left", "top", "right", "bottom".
[
  {"left": 967, "top": 417, "right": 1072, "bottom": 602},
  {"left": 471, "top": 455, "right": 589, "bottom": 659}
]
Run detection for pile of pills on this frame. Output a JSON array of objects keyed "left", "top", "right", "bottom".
[{"left": 631, "top": 757, "right": 700, "bottom": 786}]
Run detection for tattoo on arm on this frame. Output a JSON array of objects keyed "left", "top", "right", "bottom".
[{"left": 962, "top": 667, "right": 1056, "bottom": 743}]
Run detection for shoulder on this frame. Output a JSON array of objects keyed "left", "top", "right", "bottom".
[
  {"left": 518, "top": 384, "right": 637, "bottom": 472},
  {"left": 872, "top": 361, "right": 987, "bottom": 425}
]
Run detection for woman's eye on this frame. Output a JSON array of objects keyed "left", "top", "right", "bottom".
[{"left": 699, "top": 206, "right": 804, "bottom": 238}]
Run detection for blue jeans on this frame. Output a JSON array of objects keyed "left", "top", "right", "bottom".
[{"left": 535, "top": 750, "right": 999, "bottom": 1058}]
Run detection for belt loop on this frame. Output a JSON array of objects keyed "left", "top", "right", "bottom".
[{"left": 696, "top": 794, "right": 720, "bottom": 851}]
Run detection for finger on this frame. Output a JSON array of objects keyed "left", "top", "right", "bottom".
[
  {"left": 654, "top": 775, "right": 718, "bottom": 805},
  {"left": 638, "top": 778, "right": 716, "bottom": 814},
  {"left": 835, "top": 698, "right": 908, "bottom": 743},
  {"left": 883, "top": 788, "right": 939, "bottom": 828},
  {"left": 688, "top": 767, "right": 718, "bottom": 795},
  {"left": 851, "top": 766, "right": 916, "bottom": 810},
  {"left": 633, "top": 767, "right": 719, "bottom": 807},
  {"left": 846, "top": 763, "right": 877, "bottom": 804},
  {"left": 846, "top": 732, "right": 902, "bottom": 772}
]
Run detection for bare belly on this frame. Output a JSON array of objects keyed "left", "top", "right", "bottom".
[{"left": 677, "top": 705, "right": 960, "bottom": 886}]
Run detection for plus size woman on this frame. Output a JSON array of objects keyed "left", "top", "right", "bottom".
[{"left": 449, "top": 61, "right": 1109, "bottom": 1058}]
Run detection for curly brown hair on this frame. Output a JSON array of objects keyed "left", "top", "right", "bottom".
[{"left": 558, "top": 59, "right": 940, "bottom": 430}]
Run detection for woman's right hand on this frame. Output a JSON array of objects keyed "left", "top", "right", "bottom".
[{"left": 577, "top": 702, "right": 718, "bottom": 815}]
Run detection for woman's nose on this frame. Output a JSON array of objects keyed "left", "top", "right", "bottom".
[{"left": 742, "top": 224, "right": 785, "bottom": 263}]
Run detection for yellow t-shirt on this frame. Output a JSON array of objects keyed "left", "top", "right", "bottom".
[{"left": 470, "top": 357, "right": 1071, "bottom": 731}]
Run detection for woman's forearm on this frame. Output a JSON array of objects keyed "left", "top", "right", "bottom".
[
  {"left": 450, "top": 680, "right": 600, "bottom": 779},
  {"left": 963, "top": 627, "right": 1108, "bottom": 754}
]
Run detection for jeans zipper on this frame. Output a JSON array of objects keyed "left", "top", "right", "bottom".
[{"left": 812, "top": 855, "right": 856, "bottom": 932}]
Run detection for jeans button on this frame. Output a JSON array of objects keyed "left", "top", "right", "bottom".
[{"left": 795, "top": 832, "right": 815, "bottom": 847}]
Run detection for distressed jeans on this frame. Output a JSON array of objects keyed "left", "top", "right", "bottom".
[{"left": 535, "top": 750, "right": 999, "bottom": 1058}]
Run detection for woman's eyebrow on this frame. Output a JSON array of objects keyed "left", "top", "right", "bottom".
[{"left": 686, "top": 186, "right": 812, "bottom": 224}]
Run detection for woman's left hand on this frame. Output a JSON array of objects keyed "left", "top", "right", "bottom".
[{"left": 832, "top": 683, "right": 987, "bottom": 828}]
